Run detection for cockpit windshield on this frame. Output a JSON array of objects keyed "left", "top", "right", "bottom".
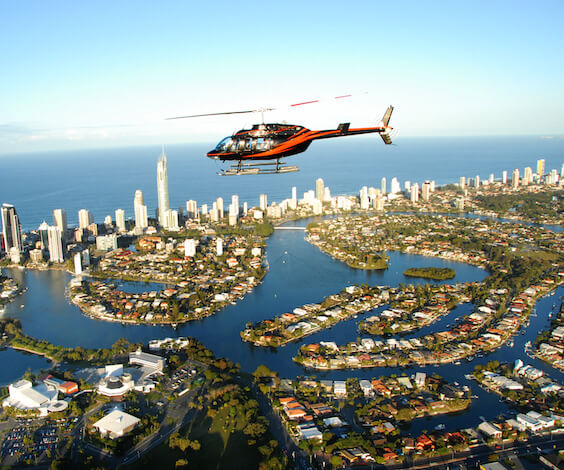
[{"left": 214, "top": 137, "right": 233, "bottom": 151}]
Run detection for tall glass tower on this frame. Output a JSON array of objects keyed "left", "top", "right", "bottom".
[
  {"left": 156, "top": 147, "right": 170, "bottom": 228},
  {"left": 1, "top": 203, "right": 23, "bottom": 254}
]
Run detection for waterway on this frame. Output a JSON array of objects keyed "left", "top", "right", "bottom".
[{"left": 1, "top": 219, "right": 562, "bottom": 437}]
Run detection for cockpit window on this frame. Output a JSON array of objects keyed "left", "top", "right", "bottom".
[{"left": 215, "top": 137, "right": 233, "bottom": 151}]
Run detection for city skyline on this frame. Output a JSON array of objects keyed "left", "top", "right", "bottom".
[
  {"left": 2, "top": 156, "right": 560, "bottom": 244},
  {"left": 1, "top": 1, "right": 564, "bottom": 154}
]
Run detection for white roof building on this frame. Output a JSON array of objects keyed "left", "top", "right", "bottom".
[
  {"left": 93, "top": 409, "right": 140, "bottom": 439},
  {"left": 129, "top": 350, "right": 165, "bottom": 371},
  {"left": 334, "top": 381, "right": 347, "bottom": 397},
  {"left": 2, "top": 379, "right": 58, "bottom": 416},
  {"left": 477, "top": 421, "right": 502, "bottom": 438}
]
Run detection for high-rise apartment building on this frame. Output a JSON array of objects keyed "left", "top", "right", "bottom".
[
  {"left": 502, "top": 170, "right": 508, "bottom": 185},
  {"left": 316, "top": 178, "right": 325, "bottom": 202},
  {"left": 390, "top": 177, "right": 401, "bottom": 194},
  {"left": 537, "top": 158, "right": 545, "bottom": 177},
  {"left": 512, "top": 168, "right": 520, "bottom": 189},
  {"left": 410, "top": 183, "right": 419, "bottom": 203},
  {"left": 422, "top": 181, "right": 431, "bottom": 201},
  {"left": 523, "top": 167, "right": 533, "bottom": 186},
  {"left": 115, "top": 209, "right": 126, "bottom": 232},
  {"left": 47, "top": 225, "right": 64, "bottom": 263},
  {"left": 38, "top": 221, "right": 50, "bottom": 250},
  {"left": 157, "top": 148, "right": 170, "bottom": 227},
  {"left": 381, "top": 177, "right": 386, "bottom": 194},
  {"left": 231, "top": 195, "right": 239, "bottom": 217},
  {"left": 459, "top": 176, "right": 466, "bottom": 189},
  {"left": 134, "top": 190, "right": 148, "bottom": 232},
  {"left": 216, "top": 197, "right": 224, "bottom": 219},
  {"left": 53, "top": 209, "right": 67, "bottom": 239},
  {"left": 186, "top": 200, "right": 198, "bottom": 219},
  {"left": 259, "top": 194, "right": 268, "bottom": 211},
  {"left": 78, "top": 209, "right": 93, "bottom": 229},
  {"left": 1, "top": 204, "right": 23, "bottom": 255}
]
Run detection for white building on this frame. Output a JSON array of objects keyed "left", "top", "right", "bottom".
[
  {"left": 78, "top": 209, "right": 93, "bottom": 229},
  {"left": 47, "top": 225, "right": 64, "bottom": 263},
  {"left": 3, "top": 379, "right": 58, "bottom": 415},
  {"left": 184, "top": 239, "right": 197, "bottom": 258},
  {"left": 157, "top": 148, "right": 170, "bottom": 227},
  {"left": 115, "top": 209, "right": 126, "bottom": 232},
  {"left": 186, "top": 199, "right": 198, "bottom": 219},
  {"left": 93, "top": 409, "right": 140, "bottom": 439},
  {"left": 52, "top": 209, "right": 67, "bottom": 239},
  {"left": 134, "top": 190, "right": 148, "bottom": 233},
  {"left": 216, "top": 238, "right": 223, "bottom": 256},
  {"left": 129, "top": 350, "right": 165, "bottom": 371},
  {"left": 259, "top": 193, "right": 268, "bottom": 211}
]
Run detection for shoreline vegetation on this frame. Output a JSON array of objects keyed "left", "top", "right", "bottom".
[
  {"left": 403, "top": 267, "right": 456, "bottom": 280},
  {"left": 0, "top": 318, "right": 142, "bottom": 365}
]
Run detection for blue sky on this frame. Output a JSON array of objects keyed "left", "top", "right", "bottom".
[{"left": 1, "top": 1, "right": 563, "bottom": 153}]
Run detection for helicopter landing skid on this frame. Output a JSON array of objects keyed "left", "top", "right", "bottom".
[{"left": 218, "top": 160, "right": 299, "bottom": 176}]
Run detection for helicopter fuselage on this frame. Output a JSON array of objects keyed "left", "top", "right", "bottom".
[{"left": 207, "top": 122, "right": 389, "bottom": 162}]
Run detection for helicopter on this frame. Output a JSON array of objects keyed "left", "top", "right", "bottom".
[{"left": 167, "top": 97, "right": 395, "bottom": 176}]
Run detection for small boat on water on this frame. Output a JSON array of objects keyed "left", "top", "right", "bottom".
[{"left": 434, "top": 424, "right": 446, "bottom": 431}]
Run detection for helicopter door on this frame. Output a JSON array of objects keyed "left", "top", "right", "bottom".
[
  {"left": 256, "top": 138, "right": 265, "bottom": 150},
  {"left": 245, "top": 139, "right": 253, "bottom": 151}
]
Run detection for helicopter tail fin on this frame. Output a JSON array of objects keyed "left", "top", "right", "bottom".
[
  {"left": 379, "top": 105, "right": 394, "bottom": 145},
  {"left": 381, "top": 105, "right": 393, "bottom": 127}
]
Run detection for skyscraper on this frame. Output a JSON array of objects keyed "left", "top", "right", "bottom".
[
  {"left": 537, "top": 158, "right": 545, "bottom": 177},
  {"left": 502, "top": 170, "right": 508, "bottom": 185},
  {"left": 78, "top": 209, "right": 93, "bottom": 229},
  {"left": 410, "top": 183, "right": 419, "bottom": 203},
  {"left": 115, "top": 209, "right": 126, "bottom": 232},
  {"left": 316, "top": 178, "right": 325, "bottom": 202},
  {"left": 38, "top": 221, "right": 50, "bottom": 250},
  {"left": 216, "top": 197, "right": 224, "bottom": 219},
  {"left": 53, "top": 209, "right": 67, "bottom": 239},
  {"left": 422, "top": 181, "right": 431, "bottom": 201},
  {"left": 259, "top": 194, "right": 268, "bottom": 211},
  {"left": 381, "top": 177, "right": 386, "bottom": 194},
  {"left": 157, "top": 148, "right": 170, "bottom": 227},
  {"left": 134, "top": 190, "right": 148, "bottom": 232},
  {"left": 390, "top": 177, "right": 401, "bottom": 194},
  {"left": 523, "top": 167, "right": 533, "bottom": 186},
  {"left": 512, "top": 168, "right": 520, "bottom": 189},
  {"left": 459, "top": 176, "right": 466, "bottom": 189},
  {"left": 231, "top": 195, "right": 239, "bottom": 217},
  {"left": 186, "top": 200, "right": 198, "bottom": 219},
  {"left": 1, "top": 204, "right": 23, "bottom": 255},
  {"left": 47, "top": 225, "right": 64, "bottom": 263}
]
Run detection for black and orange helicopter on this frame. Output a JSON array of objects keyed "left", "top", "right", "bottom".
[{"left": 167, "top": 95, "right": 395, "bottom": 175}]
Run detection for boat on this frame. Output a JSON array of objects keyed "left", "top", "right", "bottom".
[
  {"left": 508, "top": 340, "right": 514, "bottom": 348},
  {"left": 434, "top": 424, "right": 446, "bottom": 431}
]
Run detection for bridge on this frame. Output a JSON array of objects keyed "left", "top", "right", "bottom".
[{"left": 273, "top": 226, "right": 306, "bottom": 231}]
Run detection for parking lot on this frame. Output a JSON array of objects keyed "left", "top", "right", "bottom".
[{"left": 1, "top": 421, "right": 67, "bottom": 465}]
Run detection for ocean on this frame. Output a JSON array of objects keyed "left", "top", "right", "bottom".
[{"left": 1, "top": 135, "right": 563, "bottom": 231}]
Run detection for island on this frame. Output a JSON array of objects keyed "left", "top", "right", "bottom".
[{"left": 403, "top": 267, "right": 456, "bottom": 280}]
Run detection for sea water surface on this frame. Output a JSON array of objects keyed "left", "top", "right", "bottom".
[{"left": 1, "top": 136, "right": 563, "bottom": 231}]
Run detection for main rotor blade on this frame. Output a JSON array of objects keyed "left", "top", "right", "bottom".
[{"left": 166, "top": 110, "right": 258, "bottom": 120}]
